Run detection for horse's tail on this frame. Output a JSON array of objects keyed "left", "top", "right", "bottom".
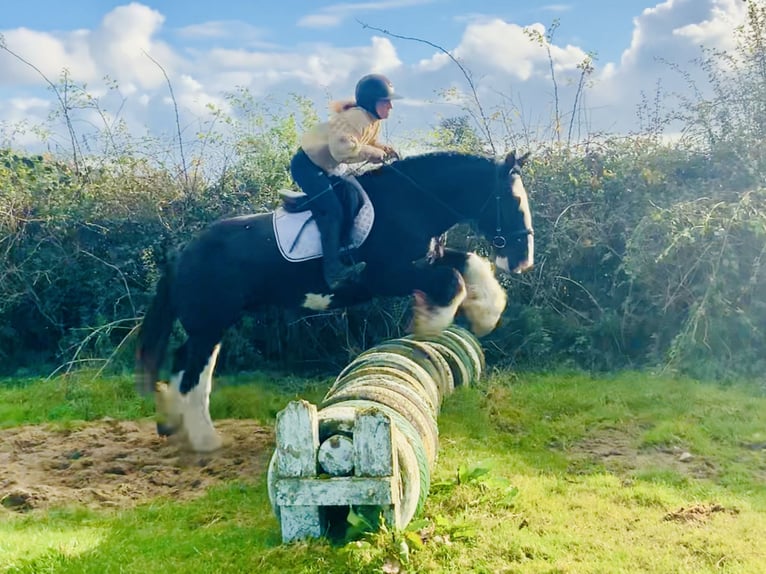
[{"left": 135, "top": 260, "right": 176, "bottom": 396}]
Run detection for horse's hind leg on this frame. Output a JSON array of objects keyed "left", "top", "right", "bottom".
[
  {"left": 156, "top": 336, "right": 223, "bottom": 452},
  {"left": 154, "top": 340, "right": 188, "bottom": 438},
  {"left": 182, "top": 341, "right": 223, "bottom": 452}
]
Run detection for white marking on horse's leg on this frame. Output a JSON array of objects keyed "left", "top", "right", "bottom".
[
  {"left": 495, "top": 255, "right": 510, "bottom": 273},
  {"left": 411, "top": 272, "right": 467, "bottom": 337},
  {"left": 461, "top": 252, "right": 508, "bottom": 336},
  {"left": 181, "top": 344, "right": 223, "bottom": 453},
  {"left": 155, "top": 372, "right": 185, "bottom": 435},
  {"left": 525, "top": 232, "right": 534, "bottom": 269},
  {"left": 302, "top": 292, "right": 334, "bottom": 310}
]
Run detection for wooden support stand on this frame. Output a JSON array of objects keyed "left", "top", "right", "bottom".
[{"left": 273, "top": 400, "right": 401, "bottom": 543}]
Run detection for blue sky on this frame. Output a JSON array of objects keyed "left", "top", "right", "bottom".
[
  {"left": 0, "top": 0, "right": 749, "bottom": 153},
  {"left": 3, "top": 1, "right": 651, "bottom": 61}
]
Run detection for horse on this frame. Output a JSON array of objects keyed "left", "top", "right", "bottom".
[{"left": 135, "top": 150, "right": 534, "bottom": 452}]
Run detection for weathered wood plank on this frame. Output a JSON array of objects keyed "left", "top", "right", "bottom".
[
  {"left": 273, "top": 401, "right": 404, "bottom": 541},
  {"left": 274, "top": 400, "right": 321, "bottom": 543},
  {"left": 354, "top": 408, "right": 394, "bottom": 477},
  {"left": 276, "top": 400, "right": 318, "bottom": 478},
  {"left": 279, "top": 506, "right": 323, "bottom": 542},
  {"left": 275, "top": 476, "right": 399, "bottom": 506}
]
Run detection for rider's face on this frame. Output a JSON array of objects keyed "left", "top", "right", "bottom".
[{"left": 375, "top": 99, "right": 393, "bottom": 119}]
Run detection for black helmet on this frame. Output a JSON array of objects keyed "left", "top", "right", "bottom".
[{"left": 355, "top": 73, "right": 403, "bottom": 117}]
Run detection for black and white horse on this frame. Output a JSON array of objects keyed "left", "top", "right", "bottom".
[{"left": 136, "top": 150, "right": 534, "bottom": 451}]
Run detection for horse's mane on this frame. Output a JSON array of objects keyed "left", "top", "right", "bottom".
[
  {"left": 361, "top": 150, "right": 496, "bottom": 182},
  {"left": 396, "top": 150, "right": 493, "bottom": 167}
]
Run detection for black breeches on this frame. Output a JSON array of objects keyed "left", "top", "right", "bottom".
[{"left": 289, "top": 149, "right": 342, "bottom": 222}]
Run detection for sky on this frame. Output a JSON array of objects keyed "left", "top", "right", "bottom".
[{"left": 0, "top": 0, "right": 751, "bottom": 155}]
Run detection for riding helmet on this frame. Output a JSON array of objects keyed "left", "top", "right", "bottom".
[{"left": 355, "top": 73, "right": 403, "bottom": 117}]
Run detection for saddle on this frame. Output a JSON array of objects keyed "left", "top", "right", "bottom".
[
  {"left": 278, "top": 189, "right": 314, "bottom": 213},
  {"left": 272, "top": 176, "right": 374, "bottom": 263}
]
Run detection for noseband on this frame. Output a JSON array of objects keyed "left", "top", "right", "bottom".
[{"left": 489, "top": 199, "right": 534, "bottom": 248}]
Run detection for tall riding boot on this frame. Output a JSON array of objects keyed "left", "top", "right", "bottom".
[{"left": 314, "top": 212, "right": 366, "bottom": 290}]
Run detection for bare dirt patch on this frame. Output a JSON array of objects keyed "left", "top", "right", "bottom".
[
  {"left": 0, "top": 419, "right": 273, "bottom": 513},
  {"left": 663, "top": 503, "right": 740, "bottom": 523},
  {"left": 569, "top": 428, "right": 718, "bottom": 480}
]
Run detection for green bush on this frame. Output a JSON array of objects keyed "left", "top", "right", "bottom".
[{"left": 2, "top": 7, "right": 765, "bottom": 379}]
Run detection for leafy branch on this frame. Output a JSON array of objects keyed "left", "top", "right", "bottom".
[
  {"left": 0, "top": 34, "right": 81, "bottom": 170},
  {"left": 357, "top": 20, "right": 497, "bottom": 154},
  {"left": 143, "top": 50, "right": 190, "bottom": 191}
]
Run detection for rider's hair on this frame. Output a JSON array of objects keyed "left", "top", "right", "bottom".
[{"left": 329, "top": 99, "right": 358, "bottom": 114}]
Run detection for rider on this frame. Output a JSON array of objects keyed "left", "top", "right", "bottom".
[{"left": 290, "top": 73, "right": 402, "bottom": 290}]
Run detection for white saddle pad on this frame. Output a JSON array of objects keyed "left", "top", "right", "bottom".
[{"left": 272, "top": 185, "right": 374, "bottom": 262}]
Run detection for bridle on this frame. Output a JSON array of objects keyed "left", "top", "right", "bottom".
[
  {"left": 476, "top": 165, "right": 534, "bottom": 249},
  {"left": 489, "top": 195, "right": 534, "bottom": 248},
  {"left": 382, "top": 160, "right": 533, "bottom": 249}
]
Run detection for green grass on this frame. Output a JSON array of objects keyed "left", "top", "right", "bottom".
[
  {"left": 1, "top": 370, "right": 765, "bottom": 573},
  {"left": 0, "top": 369, "right": 330, "bottom": 428},
  {"left": 0, "top": 373, "right": 152, "bottom": 427}
]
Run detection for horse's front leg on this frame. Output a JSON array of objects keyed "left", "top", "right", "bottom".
[
  {"left": 429, "top": 248, "right": 508, "bottom": 337},
  {"left": 369, "top": 264, "right": 467, "bottom": 337}
]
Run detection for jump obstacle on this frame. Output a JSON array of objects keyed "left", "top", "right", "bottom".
[{"left": 267, "top": 325, "right": 485, "bottom": 542}]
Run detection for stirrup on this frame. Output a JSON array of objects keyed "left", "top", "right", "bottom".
[
  {"left": 328, "top": 261, "right": 367, "bottom": 290},
  {"left": 278, "top": 189, "right": 307, "bottom": 200}
]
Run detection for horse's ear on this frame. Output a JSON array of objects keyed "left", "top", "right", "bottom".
[
  {"left": 503, "top": 150, "right": 517, "bottom": 171},
  {"left": 503, "top": 150, "right": 531, "bottom": 171}
]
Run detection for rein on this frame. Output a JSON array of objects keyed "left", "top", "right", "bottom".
[{"left": 385, "top": 161, "right": 532, "bottom": 249}]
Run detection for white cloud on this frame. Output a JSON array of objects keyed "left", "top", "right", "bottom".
[
  {"left": 178, "top": 20, "right": 257, "bottom": 39},
  {"left": 177, "top": 21, "right": 231, "bottom": 38},
  {"left": 0, "top": 3, "right": 179, "bottom": 92},
  {"left": 195, "top": 35, "right": 401, "bottom": 94},
  {"left": 469, "top": 20, "right": 586, "bottom": 78},
  {"left": 0, "top": 0, "right": 754, "bottom": 152},
  {"left": 416, "top": 19, "right": 588, "bottom": 82},
  {"left": 175, "top": 20, "right": 275, "bottom": 49},
  {"left": 590, "top": 0, "right": 748, "bottom": 132},
  {"left": 120, "top": 82, "right": 139, "bottom": 97},
  {"left": 673, "top": 0, "right": 747, "bottom": 51},
  {"left": 297, "top": 14, "right": 343, "bottom": 29},
  {"left": 0, "top": 27, "right": 97, "bottom": 86},
  {"left": 541, "top": 4, "right": 573, "bottom": 12},
  {"left": 613, "top": 0, "right": 746, "bottom": 73},
  {"left": 167, "top": 74, "right": 229, "bottom": 119},
  {"left": 9, "top": 96, "right": 50, "bottom": 113},
  {"left": 90, "top": 3, "right": 178, "bottom": 90},
  {"left": 297, "top": 0, "right": 435, "bottom": 29}
]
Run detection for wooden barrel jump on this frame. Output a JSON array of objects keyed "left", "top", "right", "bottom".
[{"left": 267, "top": 325, "right": 485, "bottom": 542}]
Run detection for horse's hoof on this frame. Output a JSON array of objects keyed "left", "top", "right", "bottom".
[
  {"left": 188, "top": 431, "right": 223, "bottom": 453},
  {"left": 156, "top": 422, "right": 176, "bottom": 437}
]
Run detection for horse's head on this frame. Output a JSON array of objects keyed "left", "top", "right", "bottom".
[
  {"left": 359, "top": 149, "right": 534, "bottom": 274},
  {"left": 476, "top": 150, "right": 534, "bottom": 274}
]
